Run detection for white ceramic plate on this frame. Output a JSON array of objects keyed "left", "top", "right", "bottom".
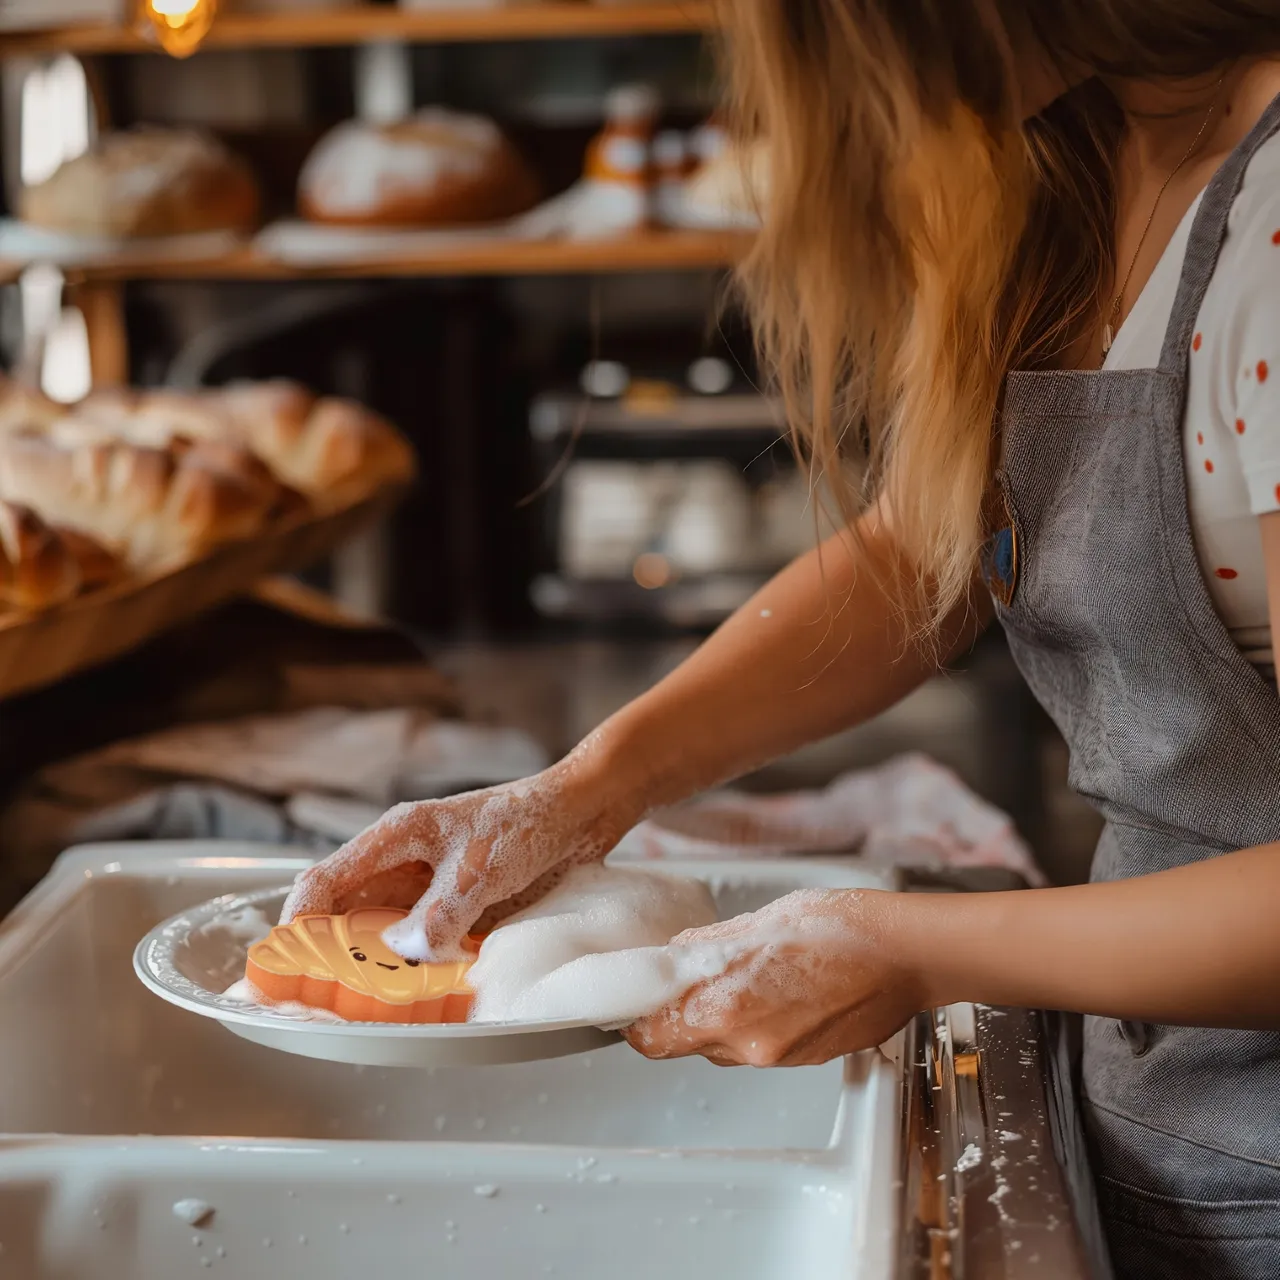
[{"left": 133, "top": 887, "right": 619, "bottom": 1069}]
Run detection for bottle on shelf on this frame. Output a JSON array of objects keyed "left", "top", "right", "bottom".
[{"left": 574, "top": 83, "right": 661, "bottom": 237}]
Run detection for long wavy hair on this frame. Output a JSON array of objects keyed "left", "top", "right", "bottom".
[{"left": 723, "top": 1, "right": 1278, "bottom": 636}]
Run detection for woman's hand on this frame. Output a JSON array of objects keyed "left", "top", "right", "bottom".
[
  {"left": 624, "top": 889, "right": 930, "bottom": 1067},
  {"left": 280, "top": 745, "right": 643, "bottom": 960}
]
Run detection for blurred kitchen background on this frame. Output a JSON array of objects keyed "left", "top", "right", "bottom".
[{"left": 0, "top": 0, "right": 1102, "bottom": 908}]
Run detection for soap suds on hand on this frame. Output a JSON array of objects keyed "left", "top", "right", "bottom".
[{"left": 466, "top": 865, "right": 717, "bottom": 1026}]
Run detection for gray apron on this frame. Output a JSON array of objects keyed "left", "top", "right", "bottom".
[{"left": 988, "top": 94, "right": 1280, "bottom": 1279}]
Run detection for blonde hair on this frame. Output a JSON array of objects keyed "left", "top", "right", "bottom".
[{"left": 723, "top": 0, "right": 1275, "bottom": 636}]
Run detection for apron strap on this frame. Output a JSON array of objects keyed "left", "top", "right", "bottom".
[{"left": 1158, "top": 90, "right": 1280, "bottom": 375}]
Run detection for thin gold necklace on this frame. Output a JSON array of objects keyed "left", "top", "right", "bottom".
[{"left": 1102, "top": 77, "right": 1227, "bottom": 359}]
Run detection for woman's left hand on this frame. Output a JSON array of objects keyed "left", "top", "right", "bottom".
[{"left": 623, "top": 889, "right": 929, "bottom": 1067}]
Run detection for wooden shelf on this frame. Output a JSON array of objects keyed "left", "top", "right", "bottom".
[
  {"left": 0, "top": 3, "right": 716, "bottom": 56},
  {"left": 0, "top": 229, "right": 750, "bottom": 283}
]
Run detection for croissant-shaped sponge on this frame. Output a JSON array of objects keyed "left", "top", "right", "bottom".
[{"left": 245, "top": 909, "right": 476, "bottom": 1023}]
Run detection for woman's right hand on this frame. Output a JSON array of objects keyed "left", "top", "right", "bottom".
[{"left": 279, "top": 745, "right": 642, "bottom": 960}]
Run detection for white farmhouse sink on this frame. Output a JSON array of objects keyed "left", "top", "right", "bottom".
[{"left": 0, "top": 843, "right": 900, "bottom": 1280}]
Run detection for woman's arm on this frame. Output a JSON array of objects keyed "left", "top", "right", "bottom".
[
  {"left": 628, "top": 845, "right": 1280, "bottom": 1067},
  {"left": 914, "top": 843, "right": 1280, "bottom": 1029},
  {"left": 284, "top": 509, "right": 985, "bottom": 955},
  {"left": 589, "top": 508, "right": 987, "bottom": 818}
]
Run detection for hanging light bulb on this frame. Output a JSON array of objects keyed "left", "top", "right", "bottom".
[{"left": 139, "top": 0, "right": 219, "bottom": 59}]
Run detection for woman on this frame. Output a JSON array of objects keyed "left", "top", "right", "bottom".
[{"left": 285, "top": 4, "right": 1280, "bottom": 1275}]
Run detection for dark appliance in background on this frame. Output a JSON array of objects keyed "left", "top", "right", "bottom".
[{"left": 528, "top": 321, "right": 817, "bottom": 634}]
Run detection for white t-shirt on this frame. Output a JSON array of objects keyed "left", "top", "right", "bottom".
[{"left": 1103, "top": 128, "right": 1280, "bottom": 676}]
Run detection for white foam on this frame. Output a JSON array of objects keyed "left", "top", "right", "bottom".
[
  {"left": 218, "top": 977, "right": 345, "bottom": 1024},
  {"left": 171, "top": 1200, "right": 214, "bottom": 1228},
  {"left": 466, "top": 865, "right": 718, "bottom": 1026},
  {"left": 207, "top": 906, "right": 273, "bottom": 947}
]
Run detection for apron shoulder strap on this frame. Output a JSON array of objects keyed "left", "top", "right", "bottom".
[{"left": 1159, "top": 91, "right": 1280, "bottom": 374}]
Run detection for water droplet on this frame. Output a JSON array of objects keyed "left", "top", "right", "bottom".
[
  {"left": 215, "top": 1246, "right": 226, "bottom": 1259},
  {"left": 445, "top": 1220, "right": 456, "bottom": 1231},
  {"left": 200, "top": 1259, "right": 211, "bottom": 1269},
  {"left": 473, "top": 1118, "right": 487, "bottom": 1132},
  {"left": 386, "top": 1194, "right": 401, "bottom": 1205},
  {"left": 535, "top": 1204, "right": 548, "bottom": 1214},
  {"left": 509, "top": 1125, "right": 523, "bottom": 1138},
  {"left": 474, "top": 1184, "right": 500, "bottom": 1198},
  {"left": 262, "top": 1238, "right": 272, "bottom": 1249},
  {"left": 287, "top": 1190, "right": 297, "bottom": 1200},
  {"left": 597, "top": 1173, "right": 617, "bottom": 1185},
  {"left": 339, "top": 1224, "right": 350, "bottom": 1234},
  {"left": 577, "top": 1156, "right": 597, "bottom": 1171},
  {"left": 688, "top": 1215, "right": 702, "bottom": 1227},
  {"left": 433, "top": 1116, "right": 447, "bottom": 1133},
  {"left": 298, "top": 1235, "right": 308, "bottom": 1246}
]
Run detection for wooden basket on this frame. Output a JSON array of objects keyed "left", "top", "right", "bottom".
[{"left": 0, "top": 485, "right": 403, "bottom": 702}]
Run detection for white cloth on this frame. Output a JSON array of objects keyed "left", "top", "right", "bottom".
[
  {"left": 1104, "top": 128, "right": 1280, "bottom": 674},
  {"left": 613, "top": 753, "right": 1042, "bottom": 884}
]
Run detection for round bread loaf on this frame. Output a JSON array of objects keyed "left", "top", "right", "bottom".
[
  {"left": 20, "top": 128, "right": 260, "bottom": 239},
  {"left": 298, "top": 108, "right": 539, "bottom": 227}
]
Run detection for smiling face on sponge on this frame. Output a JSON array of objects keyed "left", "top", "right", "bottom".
[{"left": 245, "top": 909, "right": 478, "bottom": 1023}]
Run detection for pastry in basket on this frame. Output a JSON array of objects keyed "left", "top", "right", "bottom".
[
  {"left": 68, "top": 382, "right": 414, "bottom": 510},
  {"left": 0, "top": 499, "right": 80, "bottom": 610},
  {"left": 54, "top": 526, "right": 122, "bottom": 592},
  {"left": 19, "top": 128, "right": 260, "bottom": 239},
  {"left": 218, "top": 384, "right": 416, "bottom": 506},
  {"left": 0, "top": 432, "right": 278, "bottom": 571},
  {"left": 298, "top": 108, "right": 539, "bottom": 227},
  {"left": 244, "top": 909, "right": 479, "bottom": 1024},
  {"left": 0, "top": 374, "right": 63, "bottom": 434}
]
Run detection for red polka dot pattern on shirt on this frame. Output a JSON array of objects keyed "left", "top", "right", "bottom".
[
  {"left": 1197, "top": 431, "right": 1204, "bottom": 445},
  {"left": 1205, "top": 459, "right": 1215, "bottom": 473},
  {"left": 1258, "top": 360, "right": 1270, "bottom": 383},
  {"left": 1236, "top": 418, "right": 1246, "bottom": 434},
  {"left": 1193, "top": 332, "right": 1203, "bottom": 351},
  {"left": 1273, "top": 228, "right": 1280, "bottom": 245},
  {"left": 1215, "top": 567, "right": 1239, "bottom": 580}
]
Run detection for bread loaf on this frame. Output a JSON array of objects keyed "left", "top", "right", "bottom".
[
  {"left": 219, "top": 383, "right": 415, "bottom": 505},
  {"left": 245, "top": 909, "right": 477, "bottom": 1023},
  {"left": 20, "top": 128, "right": 260, "bottom": 239},
  {"left": 0, "top": 432, "right": 275, "bottom": 570},
  {"left": 0, "top": 375, "right": 64, "bottom": 434},
  {"left": 298, "top": 108, "right": 539, "bottom": 227},
  {"left": 0, "top": 500, "right": 80, "bottom": 611},
  {"left": 53, "top": 526, "right": 121, "bottom": 592},
  {"left": 66, "top": 382, "right": 412, "bottom": 507}
]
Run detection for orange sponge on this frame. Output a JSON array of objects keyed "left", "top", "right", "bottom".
[{"left": 245, "top": 909, "right": 478, "bottom": 1024}]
